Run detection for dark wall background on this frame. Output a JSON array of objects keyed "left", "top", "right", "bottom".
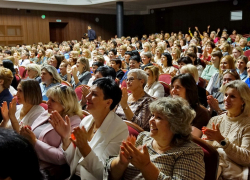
[{"left": 124, "top": 1, "right": 250, "bottom": 38}]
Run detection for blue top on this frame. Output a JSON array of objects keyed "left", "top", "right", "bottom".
[
  {"left": 39, "top": 82, "right": 60, "bottom": 101},
  {"left": 245, "top": 77, "right": 250, "bottom": 88},
  {"left": 236, "top": 69, "right": 248, "bottom": 81},
  {"left": 120, "top": 70, "right": 129, "bottom": 84},
  {"left": 88, "top": 29, "right": 96, "bottom": 40},
  {"left": 0, "top": 89, "right": 13, "bottom": 123}
]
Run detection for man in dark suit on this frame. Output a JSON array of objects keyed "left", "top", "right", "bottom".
[{"left": 87, "top": 25, "right": 96, "bottom": 42}]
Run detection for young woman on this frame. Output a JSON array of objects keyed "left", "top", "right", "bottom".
[{"left": 236, "top": 55, "right": 248, "bottom": 81}]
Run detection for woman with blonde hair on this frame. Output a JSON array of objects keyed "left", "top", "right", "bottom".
[
  {"left": 144, "top": 66, "right": 164, "bottom": 98},
  {"left": 232, "top": 46, "right": 243, "bottom": 62},
  {"left": 154, "top": 46, "right": 164, "bottom": 64},
  {"left": 82, "top": 49, "right": 91, "bottom": 59},
  {"left": 232, "top": 34, "right": 243, "bottom": 47},
  {"left": 141, "top": 42, "right": 151, "bottom": 54},
  {"left": 236, "top": 55, "right": 248, "bottom": 80},
  {"left": 67, "top": 57, "right": 91, "bottom": 88},
  {"left": 239, "top": 37, "right": 250, "bottom": 51},
  {"left": 171, "top": 47, "right": 181, "bottom": 65},
  {"left": 220, "top": 42, "right": 232, "bottom": 56},
  {"left": 26, "top": 64, "right": 41, "bottom": 83}
]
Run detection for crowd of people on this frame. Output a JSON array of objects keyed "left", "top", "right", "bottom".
[{"left": 0, "top": 25, "right": 250, "bottom": 180}]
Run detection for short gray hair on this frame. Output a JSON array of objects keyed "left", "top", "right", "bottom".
[
  {"left": 41, "top": 65, "right": 62, "bottom": 84},
  {"left": 128, "top": 69, "right": 148, "bottom": 88},
  {"left": 26, "top": 64, "right": 41, "bottom": 77},
  {"left": 221, "top": 80, "right": 250, "bottom": 116},
  {"left": 149, "top": 97, "right": 196, "bottom": 146}
]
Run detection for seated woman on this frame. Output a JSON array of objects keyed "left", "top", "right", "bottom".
[
  {"left": 202, "top": 80, "right": 250, "bottom": 180},
  {"left": 48, "top": 55, "right": 64, "bottom": 73},
  {"left": 0, "top": 67, "right": 13, "bottom": 124},
  {"left": 232, "top": 46, "right": 243, "bottom": 62},
  {"left": 19, "top": 85, "right": 82, "bottom": 177},
  {"left": 1, "top": 79, "right": 45, "bottom": 129},
  {"left": 0, "top": 129, "right": 46, "bottom": 180},
  {"left": 201, "top": 50, "right": 222, "bottom": 81},
  {"left": 171, "top": 47, "right": 181, "bottom": 65},
  {"left": 106, "top": 97, "right": 205, "bottom": 180},
  {"left": 140, "top": 52, "right": 153, "bottom": 70},
  {"left": 177, "top": 56, "right": 193, "bottom": 69},
  {"left": 207, "top": 69, "right": 240, "bottom": 115},
  {"left": 200, "top": 41, "right": 215, "bottom": 63},
  {"left": 171, "top": 73, "right": 210, "bottom": 137},
  {"left": 236, "top": 55, "right": 248, "bottom": 81},
  {"left": 67, "top": 57, "right": 92, "bottom": 88},
  {"left": 26, "top": 64, "right": 41, "bottom": 83},
  {"left": 144, "top": 66, "right": 164, "bottom": 98},
  {"left": 40, "top": 65, "right": 61, "bottom": 101},
  {"left": 49, "top": 77, "right": 128, "bottom": 180},
  {"left": 206, "top": 55, "right": 235, "bottom": 95},
  {"left": 157, "top": 52, "right": 177, "bottom": 76},
  {"left": 110, "top": 58, "right": 125, "bottom": 81},
  {"left": 59, "top": 60, "right": 68, "bottom": 81},
  {"left": 180, "top": 64, "right": 207, "bottom": 107},
  {"left": 87, "top": 61, "right": 104, "bottom": 86},
  {"left": 116, "top": 69, "right": 154, "bottom": 131},
  {"left": 3, "top": 59, "right": 18, "bottom": 90}
]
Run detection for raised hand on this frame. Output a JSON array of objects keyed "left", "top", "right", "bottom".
[
  {"left": 202, "top": 123, "right": 224, "bottom": 143},
  {"left": 49, "top": 111, "right": 71, "bottom": 139},
  {"left": 1, "top": 101, "right": 9, "bottom": 122},
  {"left": 120, "top": 87, "right": 128, "bottom": 108},
  {"left": 195, "top": 26, "right": 198, "bottom": 30},
  {"left": 217, "top": 28, "right": 220, "bottom": 33},
  {"left": 71, "top": 66, "right": 78, "bottom": 77},
  {"left": 207, "top": 25, "right": 210, "bottom": 29},
  {"left": 9, "top": 98, "right": 17, "bottom": 120},
  {"left": 207, "top": 95, "right": 220, "bottom": 112},
  {"left": 66, "top": 64, "right": 72, "bottom": 74}
]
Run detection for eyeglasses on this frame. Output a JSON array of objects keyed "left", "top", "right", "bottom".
[
  {"left": 126, "top": 77, "right": 140, "bottom": 82},
  {"left": 222, "top": 69, "right": 238, "bottom": 75}
]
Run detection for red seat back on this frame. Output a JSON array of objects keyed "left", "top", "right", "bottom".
[
  {"left": 158, "top": 74, "right": 171, "bottom": 84},
  {"left": 124, "top": 120, "right": 144, "bottom": 138},
  {"left": 39, "top": 103, "right": 48, "bottom": 110},
  {"left": 75, "top": 85, "right": 83, "bottom": 101},
  {"left": 244, "top": 50, "right": 250, "bottom": 60},
  {"left": 198, "top": 77, "right": 207, "bottom": 89},
  {"left": 159, "top": 81, "right": 170, "bottom": 97},
  {"left": 61, "top": 81, "right": 72, "bottom": 87},
  {"left": 18, "top": 66, "right": 28, "bottom": 79}
]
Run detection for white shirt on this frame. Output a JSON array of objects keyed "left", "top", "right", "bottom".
[{"left": 144, "top": 81, "right": 165, "bottom": 98}]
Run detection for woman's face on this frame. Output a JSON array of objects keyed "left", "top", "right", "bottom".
[
  {"left": 126, "top": 72, "right": 143, "bottom": 91},
  {"left": 38, "top": 50, "right": 42, "bottom": 57},
  {"left": 13, "top": 53, "right": 18, "bottom": 59},
  {"left": 47, "top": 96, "right": 64, "bottom": 115},
  {"left": 124, "top": 54, "right": 130, "bottom": 62},
  {"left": 59, "top": 63, "right": 67, "bottom": 75},
  {"left": 110, "top": 61, "right": 119, "bottom": 70},
  {"left": 27, "top": 69, "right": 38, "bottom": 79},
  {"left": 187, "top": 48, "right": 194, "bottom": 53},
  {"left": 237, "top": 59, "right": 246, "bottom": 71},
  {"left": 108, "top": 51, "right": 115, "bottom": 60},
  {"left": 235, "top": 35, "right": 240, "bottom": 42},
  {"left": 48, "top": 56, "right": 58, "bottom": 68},
  {"left": 76, "top": 59, "right": 85, "bottom": 71},
  {"left": 145, "top": 69, "right": 154, "bottom": 84},
  {"left": 206, "top": 44, "right": 212, "bottom": 53},
  {"left": 86, "top": 85, "right": 111, "bottom": 113},
  {"left": 141, "top": 55, "right": 150, "bottom": 65},
  {"left": 143, "top": 46, "right": 149, "bottom": 52},
  {"left": 171, "top": 79, "right": 186, "bottom": 100},
  {"left": 222, "top": 73, "right": 236, "bottom": 85},
  {"left": 211, "top": 55, "right": 219, "bottom": 64},
  {"left": 30, "top": 51, "right": 35, "bottom": 58},
  {"left": 220, "top": 58, "right": 230, "bottom": 71},
  {"left": 224, "top": 87, "right": 244, "bottom": 114},
  {"left": 156, "top": 49, "right": 161, "bottom": 57},
  {"left": 16, "top": 84, "right": 25, "bottom": 104},
  {"left": 129, "top": 60, "right": 140, "bottom": 69},
  {"left": 239, "top": 39, "right": 245, "bottom": 47},
  {"left": 247, "top": 63, "right": 250, "bottom": 77},
  {"left": 41, "top": 69, "right": 53, "bottom": 84},
  {"left": 92, "top": 65, "right": 98, "bottom": 74},
  {"left": 161, "top": 55, "right": 168, "bottom": 66},
  {"left": 149, "top": 112, "right": 172, "bottom": 140},
  {"left": 82, "top": 51, "right": 88, "bottom": 58}
]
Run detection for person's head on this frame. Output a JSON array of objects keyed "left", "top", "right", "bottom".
[
  {"left": 46, "top": 85, "right": 82, "bottom": 117},
  {"left": 205, "top": 41, "right": 215, "bottom": 53},
  {"left": 41, "top": 65, "right": 62, "bottom": 85},
  {"left": 149, "top": 97, "right": 195, "bottom": 146},
  {"left": 171, "top": 73, "right": 199, "bottom": 108},
  {"left": 171, "top": 48, "right": 181, "bottom": 60},
  {"left": 0, "top": 128, "right": 45, "bottom": 180},
  {"left": 136, "top": 41, "right": 142, "bottom": 50},
  {"left": 118, "top": 45, "right": 127, "bottom": 55},
  {"left": 232, "top": 47, "right": 243, "bottom": 60},
  {"left": 0, "top": 67, "right": 13, "bottom": 90},
  {"left": 2, "top": 59, "right": 15, "bottom": 75},
  {"left": 141, "top": 52, "right": 152, "bottom": 65},
  {"left": 129, "top": 56, "right": 140, "bottom": 69},
  {"left": 211, "top": 50, "right": 223, "bottom": 65},
  {"left": 222, "top": 69, "right": 240, "bottom": 86},
  {"left": 124, "top": 51, "right": 133, "bottom": 62},
  {"left": 187, "top": 45, "right": 197, "bottom": 54},
  {"left": 17, "top": 79, "right": 42, "bottom": 105},
  {"left": 161, "top": 52, "right": 173, "bottom": 67},
  {"left": 108, "top": 49, "right": 117, "bottom": 60},
  {"left": 186, "top": 52, "right": 197, "bottom": 65},
  {"left": 235, "top": 34, "right": 243, "bottom": 42},
  {"left": 177, "top": 56, "right": 193, "bottom": 68},
  {"left": 82, "top": 49, "right": 91, "bottom": 59},
  {"left": 219, "top": 55, "right": 235, "bottom": 74},
  {"left": 239, "top": 37, "right": 247, "bottom": 47},
  {"left": 92, "top": 61, "right": 104, "bottom": 74},
  {"left": 144, "top": 66, "right": 160, "bottom": 84},
  {"left": 26, "top": 64, "right": 41, "bottom": 79},
  {"left": 127, "top": 69, "right": 147, "bottom": 91},
  {"left": 87, "top": 77, "right": 122, "bottom": 111},
  {"left": 94, "top": 66, "right": 116, "bottom": 81},
  {"left": 77, "top": 57, "right": 90, "bottom": 72},
  {"left": 236, "top": 55, "right": 248, "bottom": 71},
  {"left": 155, "top": 47, "right": 164, "bottom": 57},
  {"left": 59, "top": 61, "right": 68, "bottom": 75},
  {"left": 49, "top": 55, "right": 64, "bottom": 69},
  {"left": 180, "top": 64, "right": 199, "bottom": 83},
  {"left": 93, "top": 55, "right": 105, "bottom": 65},
  {"left": 143, "top": 42, "right": 151, "bottom": 52},
  {"left": 110, "top": 58, "right": 122, "bottom": 71},
  {"left": 221, "top": 80, "right": 250, "bottom": 117},
  {"left": 221, "top": 42, "right": 232, "bottom": 54}
]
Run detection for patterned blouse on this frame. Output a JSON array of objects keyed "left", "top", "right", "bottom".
[
  {"left": 115, "top": 93, "right": 154, "bottom": 131},
  {"left": 104, "top": 132, "right": 205, "bottom": 180}
]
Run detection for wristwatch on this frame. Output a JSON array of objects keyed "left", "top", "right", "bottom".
[{"left": 220, "top": 139, "right": 227, "bottom": 147}]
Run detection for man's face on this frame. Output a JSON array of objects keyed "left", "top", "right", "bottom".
[{"left": 88, "top": 26, "right": 91, "bottom": 30}]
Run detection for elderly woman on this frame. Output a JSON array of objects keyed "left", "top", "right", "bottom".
[
  {"left": 236, "top": 55, "right": 248, "bottom": 81},
  {"left": 1, "top": 80, "right": 45, "bottom": 129},
  {"left": 40, "top": 65, "right": 62, "bottom": 101},
  {"left": 59, "top": 60, "right": 68, "bottom": 81},
  {"left": 140, "top": 52, "right": 153, "bottom": 70},
  {"left": 19, "top": 85, "right": 82, "bottom": 179},
  {"left": 106, "top": 97, "right": 205, "bottom": 180},
  {"left": 202, "top": 80, "right": 250, "bottom": 179},
  {"left": 0, "top": 67, "right": 13, "bottom": 123},
  {"left": 26, "top": 64, "right": 41, "bottom": 83},
  {"left": 144, "top": 66, "right": 164, "bottom": 98},
  {"left": 67, "top": 57, "right": 91, "bottom": 88},
  {"left": 116, "top": 69, "right": 154, "bottom": 131},
  {"left": 171, "top": 73, "right": 210, "bottom": 137},
  {"left": 49, "top": 77, "right": 128, "bottom": 180}
]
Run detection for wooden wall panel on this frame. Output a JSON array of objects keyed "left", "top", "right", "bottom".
[{"left": 0, "top": 8, "right": 116, "bottom": 45}]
